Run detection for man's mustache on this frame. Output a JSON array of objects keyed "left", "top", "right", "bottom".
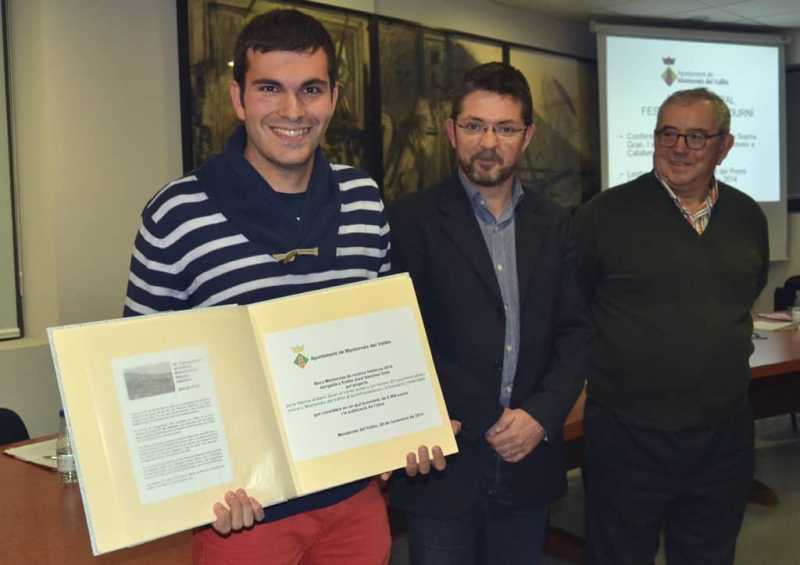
[{"left": 473, "top": 150, "right": 500, "bottom": 162}]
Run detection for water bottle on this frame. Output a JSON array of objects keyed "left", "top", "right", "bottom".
[
  {"left": 792, "top": 291, "right": 800, "bottom": 330},
  {"left": 56, "top": 409, "right": 78, "bottom": 484}
]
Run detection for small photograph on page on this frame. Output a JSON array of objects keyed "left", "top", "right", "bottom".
[{"left": 122, "top": 361, "right": 176, "bottom": 400}]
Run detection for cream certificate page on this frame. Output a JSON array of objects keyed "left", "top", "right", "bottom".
[{"left": 263, "top": 306, "right": 442, "bottom": 462}]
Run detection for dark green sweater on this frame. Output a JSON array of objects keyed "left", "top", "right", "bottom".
[{"left": 574, "top": 172, "right": 769, "bottom": 429}]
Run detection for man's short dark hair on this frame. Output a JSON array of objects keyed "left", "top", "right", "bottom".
[
  {"left": 232, "top": 9, "right": 337, "bottom": 101},
  {"left": 450, "top": 62, "right": 534, "bottom": 125}
]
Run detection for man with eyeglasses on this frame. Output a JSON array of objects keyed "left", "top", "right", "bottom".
[
  {"left": 575, "top": 88, "right": 768, "bottom": 565},
  {"left": 387, "top": 62, "right": 593, "bottom": 565}
]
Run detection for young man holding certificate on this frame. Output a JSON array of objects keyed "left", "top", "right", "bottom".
[{"left": 124, "top": 9, "right": 449, "bottom": 565}]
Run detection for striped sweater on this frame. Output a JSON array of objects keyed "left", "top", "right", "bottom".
[
  {"left": 123, "top": 125, "right": 391, "bottom": 520},
  {"left": 125, "top": 128, "right": 391, "bottom": 315}
]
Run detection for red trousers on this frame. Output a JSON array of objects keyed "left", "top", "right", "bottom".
[{"left": 191, "top": 480, "right": 391, "bottom": 565}]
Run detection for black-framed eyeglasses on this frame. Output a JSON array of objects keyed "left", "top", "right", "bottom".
[
  {"left": 456, "top": 122, "right": 527, "bottom": 139},
  {"left": 654, "top": 128, "right": 724, "bottom": 150}
]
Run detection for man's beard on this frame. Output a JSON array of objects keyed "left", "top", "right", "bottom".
[{"left": 460, "top": 149, "right": 514, "bottom": 187}]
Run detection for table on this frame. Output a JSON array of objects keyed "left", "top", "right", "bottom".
[
  {"left": 0, "top": 436, "right": 191, "bottom": 565},
  {"left": 748, "top": 329, "right": 800, "bottom": 420}
]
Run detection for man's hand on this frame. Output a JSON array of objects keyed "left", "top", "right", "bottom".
[
  {"left": 380, "top": 419, "right": 461, "bottom": 480},
  {"left": 486, "top": 408, "right": 545, "bottom": 463},
  {"left": 211, "top": 489, "right": 265, "bottom": 535}
]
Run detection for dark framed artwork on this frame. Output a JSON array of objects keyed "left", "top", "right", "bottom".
[
  {"left": 182, "top": 0, "right": 371, "bottom": 171},
  {"left": 510, "top": 47, "right": 601, "bottom": 210},
  {"left": 178, "top": 0, "right": 600, "bottom": 210},
  {"left": 378, "top": 21, "right": 503, "bottom": 204}
]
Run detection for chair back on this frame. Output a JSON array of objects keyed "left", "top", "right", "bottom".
[
  {"left": 0, "top": 408, "right": 30, "bottom": 446},
  {"left": 774, "top": 276, "right": 800, "bottom": 312}
]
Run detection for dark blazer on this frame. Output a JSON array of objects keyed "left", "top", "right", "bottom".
[{"left": 387, "top": 173, "right": 592, "bottom": 517}]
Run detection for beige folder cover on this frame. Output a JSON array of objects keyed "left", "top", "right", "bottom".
[{"left": 48, "top": 274, "right": 456, "bottom": 555}]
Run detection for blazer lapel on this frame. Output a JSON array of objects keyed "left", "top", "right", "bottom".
[
  {"left": 515, "top": 194, "right": 546, "bottom": 307},
  {"left": 438, "top": 175, "right": 504, "bottom": 306}
]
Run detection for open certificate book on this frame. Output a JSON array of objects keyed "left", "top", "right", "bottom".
[{"left": 48, "top": 274, "right": 457, "bottom": 555}]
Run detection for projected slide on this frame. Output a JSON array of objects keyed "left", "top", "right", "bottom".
[{"left": 605, "top": 36, "right": 780, "bottom": 202}]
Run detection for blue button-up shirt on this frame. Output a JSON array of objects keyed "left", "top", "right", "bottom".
[{"left": 459, "top": 171, "right": 523, "bottom": 410}]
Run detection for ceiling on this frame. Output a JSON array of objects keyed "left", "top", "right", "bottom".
[{"left": 492, "top": 0, "right": 800, "bottom": 30}]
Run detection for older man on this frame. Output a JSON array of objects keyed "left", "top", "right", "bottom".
[{"left": 575, "top": 88, "right": 769, "bottom": 565}]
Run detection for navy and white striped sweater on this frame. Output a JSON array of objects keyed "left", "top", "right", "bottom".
[
  {"left": 123, "top": 126, "right": 391, "bottom": 521},
  {"left": 125, "top": 128, "right": 390, "bottom": 315}
]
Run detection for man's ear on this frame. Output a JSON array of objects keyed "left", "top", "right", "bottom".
[
  {"left": 331, "top": 82, "right": 340, "bottom": 107},
  {"left": 445, "top": 118, "right": 457, "bottom": 149},
  {"left": 717, "top": 133, "right": 734, "bottom": 165},
  {"left": 230, "top": 80, "right": 246, "bottom": 121},
  {"left": 521, "top": 124, "right": 536, "bottom": 153}
]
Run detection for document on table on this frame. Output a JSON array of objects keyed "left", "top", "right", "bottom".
[
  {"left": 4, "top": 438, "right": 58, "bottom": 470},
  {"left": 753, "top": 320, "right": 795, "bottom": 331}
]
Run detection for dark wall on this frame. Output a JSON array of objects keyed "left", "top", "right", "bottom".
[{"left": 788, "top": 68, "right": 800, "bottom": 207}]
